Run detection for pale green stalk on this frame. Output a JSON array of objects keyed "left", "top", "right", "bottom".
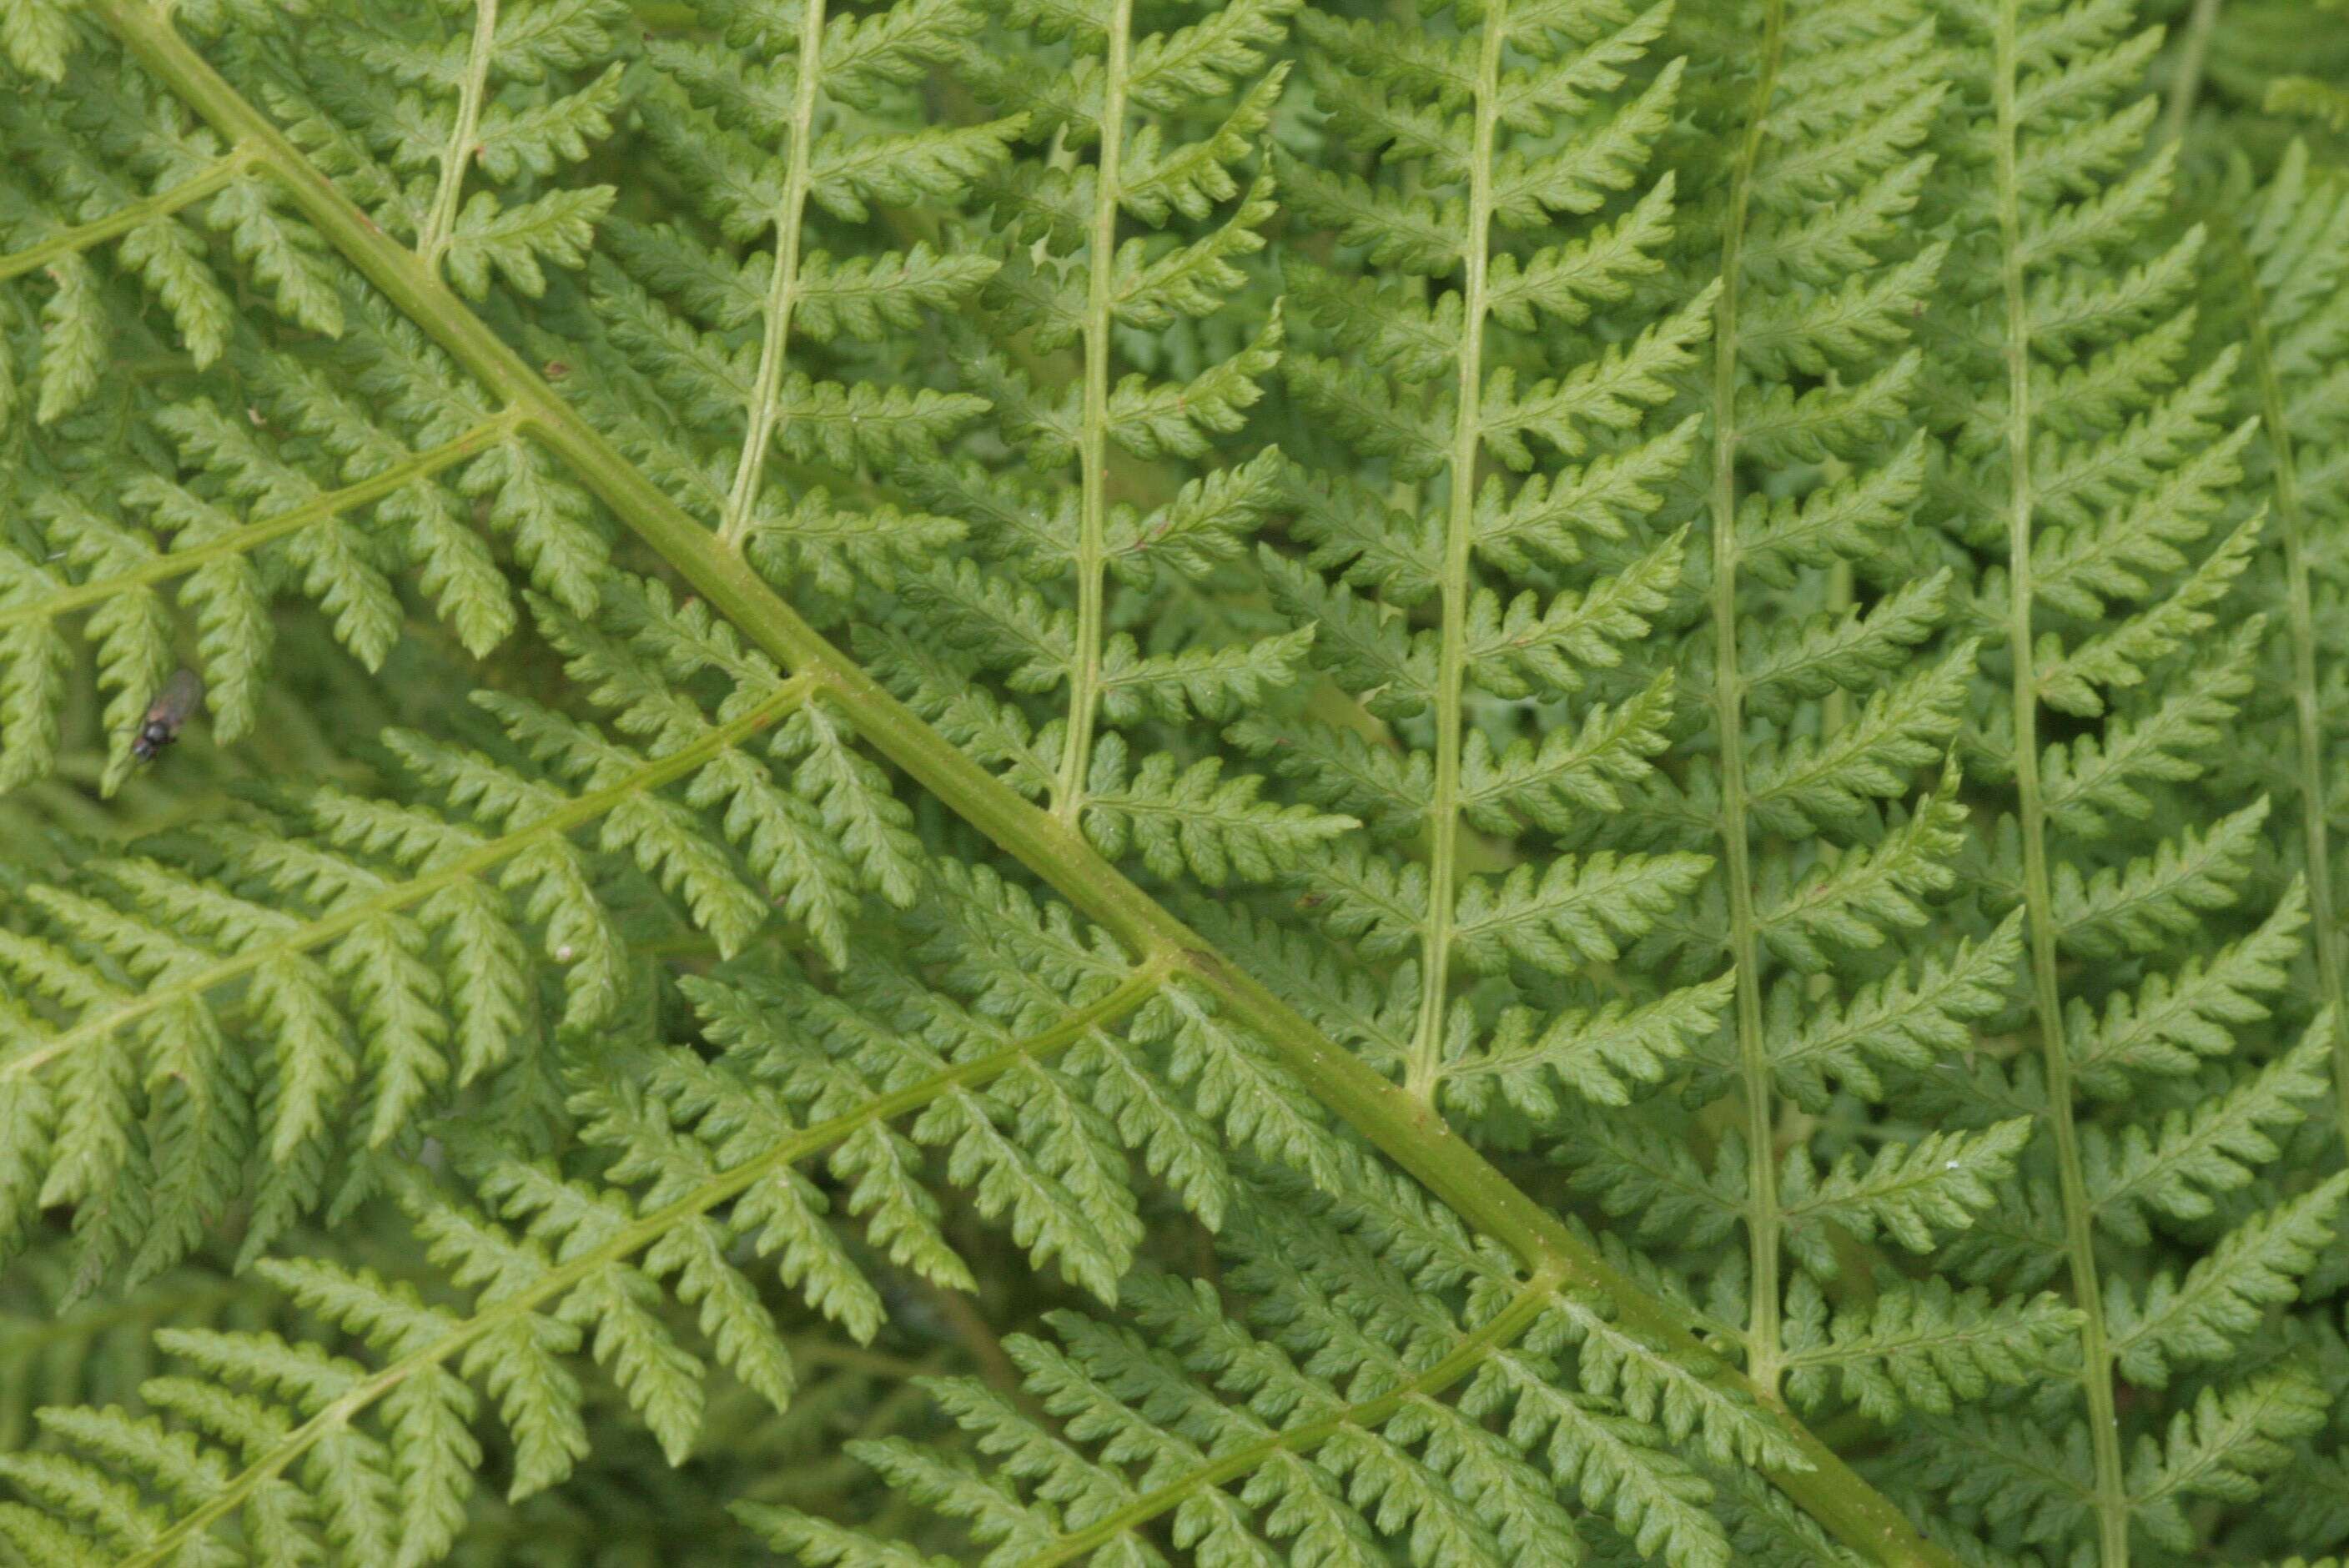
[
  {"left": 416, "top": 0, "right": 499, "bottom": 271},
  {"left": 0, "top": 148, "right": 251, "bottom": 281},
  {"left": 2231, "top": 227, "right": 2349, "bottom": 1142},
  {"left": 1053, "top": 0, "right": 1135, "bottom": 822},
  {"left": 1992, "top": 3, "right": 2130, "bottom": 1556},
  {"left": 1404, "top": 0, "right": 1504, "bottom": 1102},
  {"left": 718, "top": 0, "right": 827, "bottom": 552},
  {"left": 2161, "top": 0, "right": 2226, "bottom": 147},
  {"left": 1708, "top": 0, "right": 1790, "bottom": 1398}
]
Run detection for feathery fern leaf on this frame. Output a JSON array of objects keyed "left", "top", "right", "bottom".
[
  {"left": 1915, "top": 2, "right": 2342, "bottom": 1559},
  {"left": 0, "top": 0, "right": 2341, "bottom": 1564}
]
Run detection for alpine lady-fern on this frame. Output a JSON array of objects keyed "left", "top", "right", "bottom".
[{"left": 0, "top": 0, "right": 2341, "bottom": 1565}]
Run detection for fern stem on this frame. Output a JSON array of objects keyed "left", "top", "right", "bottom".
[
  {"left": 0, "top": 414, "right": 517, "bottom": 632},
  {"left": 2230, "top": 222, "right": 2349, "bottom": 1142},
  {"left": 2161, "top": 0, "right": 2226, "bottom": 146},
  {"left": 913, "top": 1274, "right": 1039, "bottom": 1409},
  {"left": 717, "top": 0, "right": 827, "bottom": 554},
  {"left": 93, "top": 11, "right": 1966, "bottom": 1558},
  {"left": 1706, "top": 0, "right": 1788, "bottom": 1400},
  {"left": 1992, "top": 3, "right": 2130, "bottom": 1557},
  {"left": 1031, "top": 1269, "right": 1561, "bottom": 1565},
  {"left": 1405, "top": 0, "right": 1505, "bottom": 1102},
  {"left": 1053, "top": 0, "right": 1134, "bottom": 824},
  {"left": 3, "top": 675, "right": 815, "bottom": 1088},
  {"left": 0, "top": 148, "right": 252, "bottom": 283},
  {"left": 415, "top": 0, "right": 498, "bottom": 271},
  {"left": 102, "top": 962, "right": 1171, "bottom": 1568}
]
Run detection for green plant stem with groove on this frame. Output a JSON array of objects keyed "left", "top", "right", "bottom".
[
  {"left": 1703, "top": 0, "right": 1790, "bottom": 1403},
  {"left": 78, "top": 1, "right": 1964, "bottom": 1562},
  {"left": 1052, "top": 0, "right": 1134, "bottom": 825},
  {"left": 1990, "top": 0, "right": 2130, "bottom": 1555},
  {"left": 1400, "top": 0, "right": 1503, "bottom": 1108},
  {"left": 718, "top": 0, "right": 827, "bottom": 551},
  {"left": 2221, "top": 213, "right": 2349, "bottom": 1141}
]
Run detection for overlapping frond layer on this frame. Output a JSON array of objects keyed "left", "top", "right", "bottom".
[
  {"left": 1909, "top": 0, "right": 2349, "bottom": 1559},
  {"left": 0, "top": 895, "right": 1205, "bottom": 1568},
  {"left": 1605, "top": 0, "right": 2043, "bottom": 1441},
  {"left": 753, "top": 1167, "right": 1747, "bottom": 1568},
  {"left": 2210, "top": 142, "right": 2349, "bottom": 1127},
  {"left": 2191, "top": 0, "right": 2349, "bottom": 151},
  {"left": 582, "top": 0, "right": 1006, "bottom": 577},
  {"left": 862, "top": 0, "right": 1351, "bottom": 892},
  {"left": 0, "top": 289, "right": 607, "bottom": 792},
  {"left": 1255, "top": 0, "right": 1731, "bottom": 1159},
  {"left": 0, "top": 576, "right": 938, "bottom": 1289},
  {"left": 0, "top": 0, "right": 648, "bottom": 791}
]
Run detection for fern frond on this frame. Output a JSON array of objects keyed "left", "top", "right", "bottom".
[
  {"left": 1782, "top": 1274, "right": 2079, "bottom": 1421},
  {"left": 2103, "top": 1173, "right": 2349, "bottom": 1389},
  {"left": 1439, "top": 973, "right": 1733, "bottom": 1119},
  {"left": 2217, "top": 137, "right": 2349, "bottom": 1153},
  {"left": 0, "top": 325, "right": 599, "bottom": 792},
  {"left": 0, "top": 932, "right": 1174, "bottom": 1564},
  {"left": 3, "top": 2, "right": 2339, "bottom": 1563},
  {"left": 2083, "top": 1022, "right": 2336, "bottom": 1244},
  {"left": 2125, "top": 1371, "right": 2331, "bottom": 1552},
  {"left": 0, "top": 576, "right": 947, "bottom": 1287},
  {"left": 1778, "top": 1118, "right": 2033, "bottom": 1265},
  {"left": 1919, "top": 4, "right": 2344, "bottom": 1550}
]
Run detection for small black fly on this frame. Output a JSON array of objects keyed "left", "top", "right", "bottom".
[{"left": 131, "top": 669, "right": 204, "bottom": 762}]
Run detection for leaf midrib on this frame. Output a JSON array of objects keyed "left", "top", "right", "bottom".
[
  {"left": 1705, "top": 0, "right": 1791, "bottom": 1404},
  {"left": 1988, "top": 0, "right": 2131, "bottom": 1556}
]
